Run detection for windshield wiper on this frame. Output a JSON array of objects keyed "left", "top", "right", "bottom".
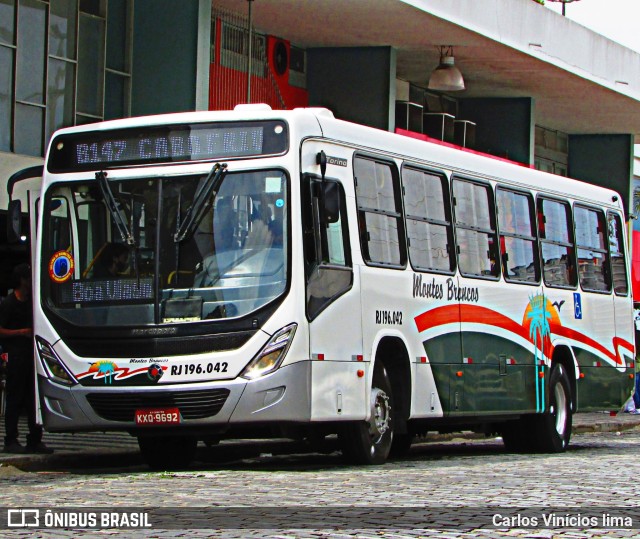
[
  {"left": 174, "top": 162, "right": 228, "bottom": 243},
  {"left": 96, "top": 170, "right": 135, "bottom": 246}
]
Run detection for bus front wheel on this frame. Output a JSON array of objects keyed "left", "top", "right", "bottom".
[
  {"left": 138, "top": 435, "right": 197, "bottom": 470},
  {"left": 339, "top": 363, "right": 394, "bottom": 465}
]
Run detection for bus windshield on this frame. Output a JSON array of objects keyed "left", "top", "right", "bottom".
[{"left": 41, "top": 168, "right": 288, "bottom": 327}]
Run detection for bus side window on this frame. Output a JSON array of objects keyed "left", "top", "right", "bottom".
[
  {"left": 452, "top": 177, "right": 499, "bottom": 279},
  {"left": 496, "top": 187, "right": 539, "bottom": 283},
  {"left": 538, "top": 197, "right": 577, "bottom": 288},
  {"left": 354, "top": 156, "right": 405, "bottom": 268},
  {"left": 401, "top": 166, "right": 455, "bottom": 274},
  {"left": 575, "top": 205, "right": 611, "bottom": 293},
  {"left": 302, "top": 175, "right": 353, "bottom": 321},
  {"left": 608, "top": 211, "right": 628, "bottom": 295}
]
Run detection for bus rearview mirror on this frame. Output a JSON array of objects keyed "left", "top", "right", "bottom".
[{"left": 322, "top": 182, "right": 340, "bottom": 224}]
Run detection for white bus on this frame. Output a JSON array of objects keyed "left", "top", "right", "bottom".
[{"left": 20, "top": 105, "right": 634, "bottom": 468}]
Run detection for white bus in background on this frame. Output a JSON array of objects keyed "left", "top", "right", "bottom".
[{"left": 19, "top": 105, "right": 634, "bottom": 468}]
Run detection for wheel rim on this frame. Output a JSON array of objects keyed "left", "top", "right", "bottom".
[
  {"left": 368, "top": 387, "right": 391, "bottom": 447},
  {"left": 553, "top": 380, "right": 568, "bottom": 437}
]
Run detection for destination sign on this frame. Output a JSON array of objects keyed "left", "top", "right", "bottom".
[
  {"left": 48, "top": 120, "right": 288, "bottom": 172},
  {"left": 58, "top": 278, "right": 155, "bottom": 304}
]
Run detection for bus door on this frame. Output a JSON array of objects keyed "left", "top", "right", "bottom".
[
  {"left": 302, "top": 143, "right": 364, "bottom": 421},
  {"left": 453, "top": 179, "right": 532, "bottom": 414},
  {"left": 402, "top": 166, "right": 461, "bottom": 417},
  {"left": 351, "top": 154, "right": 410, "bottom": 416},
  {"left": 608, "top": 211, "right": 635, "bottom": 403},
  {"left": 6, "top": 165, "right": 44, "bottom": 264},
  {"left": 571, "top": 205, "right": 621, "bottom": 408},
  {"left": 608, "top": 211, "right": 634, "bottom": 349}
]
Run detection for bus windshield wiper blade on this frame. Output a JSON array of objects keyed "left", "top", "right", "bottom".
[
  {"left": 96, "top": 170, "right": 136, "bottom": 246},
  {"left": 174, "top": 162, "right": 228, "bottom": 243}
]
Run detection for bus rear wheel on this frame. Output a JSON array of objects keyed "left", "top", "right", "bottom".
[
  {"left": 534, "top": 363, "right": 572, "bottom": 452},
  {"left": 339, "top": 363, "right": 394, "bottom": 465},
  {"left": 138, "top": 435, "right": 197, "bottom": 470}
]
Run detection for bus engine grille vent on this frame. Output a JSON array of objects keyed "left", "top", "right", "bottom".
[
  {"left": 65, "top": 331, "right": 256, "bottom": 358},
  {"left": 86, "top": 389, "right": 231, "bottom": 422}
]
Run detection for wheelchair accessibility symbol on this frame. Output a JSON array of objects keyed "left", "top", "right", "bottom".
[{"left": 573, "top": 292, "right": 582, "bottom": 320}]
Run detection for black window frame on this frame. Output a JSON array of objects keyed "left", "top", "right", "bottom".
[
  {"left": 400, "top": 164, "right": 455, "bottom": 275},
  {"left": 537, "top": 195, "right": 578, "bottom": 290},
  {"left": 574, "top": 203, "right": 612, "bottom": 294},
  {"left": 302, "top": 173, "right": 353, "bottom": 321},
  {"left": 451, "top": 175, "right": 500, "bottom": 280},
  {"left": 353, "top": 153, "right": 406, "bottom": 269},
  {"left": 607, "top": 210, "right": 629, "bottom": 297},
  {"left": 495, "top": 185, "right": 540, "bottom": 285}
]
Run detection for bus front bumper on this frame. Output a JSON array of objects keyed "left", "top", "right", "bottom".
[{"left": 38, "top": 360, "right": 312, "bottom": 432}]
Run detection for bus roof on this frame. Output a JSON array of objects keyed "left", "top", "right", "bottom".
[{"left": 46, "top": 106, "right": 624, "bottom": 212}]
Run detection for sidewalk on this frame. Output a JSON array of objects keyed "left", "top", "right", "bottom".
[{"left": 1, "top": 412, "right": 639, "bottom": 469}]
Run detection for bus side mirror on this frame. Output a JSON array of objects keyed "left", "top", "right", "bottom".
[
  {"left": 322, "top": 181, "right": 340, "bottom": 224},
  {"left": 7, "top": 199, "right": 22, "bottom": 243}
]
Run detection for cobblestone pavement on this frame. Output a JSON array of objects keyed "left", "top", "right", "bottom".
[{"left": 1, "top": 424, "right": 640, "bottom": 539}]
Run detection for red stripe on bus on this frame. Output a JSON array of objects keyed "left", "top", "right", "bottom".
[{"left": 414, "top": 305, "right": 633, "bottom": 367}]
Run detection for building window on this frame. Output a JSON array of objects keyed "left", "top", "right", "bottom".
[
  {"left": 534, "top": 125, "right": 568, "bottom": 177},
  {"left": 220, "top": 21, "right": 265, "bottom": 77},
  {"left": 0, "top": 0, "right": 132, "bottom": 157}
]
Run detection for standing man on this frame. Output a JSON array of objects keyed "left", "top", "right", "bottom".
[{"left": 0, "top": 263, "right": 52, "bottom": 454}]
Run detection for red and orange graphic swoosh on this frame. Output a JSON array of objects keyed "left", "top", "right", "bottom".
[{"left": 414, "top": 304, "right": 631, "bottom": 366}]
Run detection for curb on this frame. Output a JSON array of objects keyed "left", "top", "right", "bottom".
[{"left": 0, "top": 450, "right": 142, "bottom": 471}]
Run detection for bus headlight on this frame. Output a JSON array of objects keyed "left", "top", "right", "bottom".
[
  {"left": 241, "top": 323, "right": 297, "bottom": 380},
  {"left": 36, "top": 337, "right": 77, "bottom": 386}
]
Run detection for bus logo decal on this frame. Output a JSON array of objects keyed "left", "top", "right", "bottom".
[
  {"left": 76, "top": 361, "right": 166, "bottom": 385},
  {"left": 147, "top": 363, "right": 164, "bottom": 383},
  {"left": 48, "top": 250, "right": 74, "bottom": 283},
  {"left": 327, "top": 155, "right": 348, "bottom": 167}
]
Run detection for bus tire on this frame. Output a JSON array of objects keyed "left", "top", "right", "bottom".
[
  {"left": 389, "top": 433, "right": 413, "bottom": 458},
  {"left": 534, "top": 363, "right": 573, "bottom": 452},
  {"left": 339, "top": 363, "right": 394, "bottom": 465},
  {"left": 500, "top": 419, "right": 535, "bottom": 452},
  {"left": 138, "top": 435, "right": 197, "bottom": 470}
]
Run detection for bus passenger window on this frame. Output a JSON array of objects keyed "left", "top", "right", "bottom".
[
  {"left": 401, "top": 167, "right": 454, "bottom": 274},
  {"left": 496, "top": 188, "right": 539, "bottom": 283},
  {"left": 354, "top": 156, "right": 405, "bottom": 267},
  {"left": 608, "top": 212, "right": 628, "bottom": 295},
  {"left": 452, "top": 178, "right": 499, "bottom": 278},
  {"left": 538, "top": 198, "right": 576, "bottom": 288},
  {"left": 574, "top": 205, "right": 611, "bottom": 293}
]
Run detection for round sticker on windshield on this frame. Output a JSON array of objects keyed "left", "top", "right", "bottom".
[
  {"left": 275, "top": 198, "right": 284, "bottom": 208},
  {"left": 49, "top": 250, "right": 75, "bottom": 283}
]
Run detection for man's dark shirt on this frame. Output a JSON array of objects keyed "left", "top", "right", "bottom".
[{"left": 0, "top": 293, "right": 33, "bottom": 365}]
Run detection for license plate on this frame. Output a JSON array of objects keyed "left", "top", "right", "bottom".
[{"left": 134, "top": 408, "right": 180, "bottom": 425}]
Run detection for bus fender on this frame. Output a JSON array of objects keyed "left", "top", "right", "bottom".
[
  {"left": 549, "top": 338, "right": 580, "bottom": 380},
  {"left": 367, "top": 329, "right": 413, "bottom": 425}
]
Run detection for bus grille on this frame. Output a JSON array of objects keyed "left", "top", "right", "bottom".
[
  {"left": 86, "top": 388, "right": 231, "bottom": 422},
  {"left": 65, "top": 331, "right": 255, "bottom": 358}
]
